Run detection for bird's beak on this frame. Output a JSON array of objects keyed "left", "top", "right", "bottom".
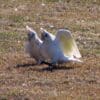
[
  {"left": 40, "top": 28, "right": 45, "bottom": 40},
  {"left": 40, "top": 28, "right": 45, "bottom": 33}
]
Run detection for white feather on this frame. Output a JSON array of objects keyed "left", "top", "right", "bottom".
[
  {"left": 25, "top": 26, "right": 43, "bottom": 64},
  {"left": 56, "top": 29, "right": 81, "bottom": 58},
  {"left": 40, "top": 28, "right": 82, "bottom": 64}
]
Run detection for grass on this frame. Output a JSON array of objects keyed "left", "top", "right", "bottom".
[
  {"left": 0, "top": 32, "right": 26, "bottom": 53},
  {"left": 0, "top": 0, "right": 100, "bottom": 99},
  {"left": 8, "top": 15, "right": 24, "bottom": 23}
]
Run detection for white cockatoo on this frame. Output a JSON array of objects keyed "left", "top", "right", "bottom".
[
  {"left": 40, "top": 28, "right": 82, "bottom": 65},
  {"left": 25, "top": 26, "right": 43, "bottom": 64}
]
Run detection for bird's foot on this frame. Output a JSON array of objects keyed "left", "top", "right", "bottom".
[
  {"left": 48, "top": 66, "right": 54, "bottom": 72},
  {"left": 41, "top": 61, "right": 58, "bottom": 71},
  {"left": 42, "top": 65, "right": 54, "bottom": 72}
]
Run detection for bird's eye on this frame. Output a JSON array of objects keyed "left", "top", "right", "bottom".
[
  {"left": 31, "top": 34, "right": 35, "bottom": 37},
  {"left": 45, "top": 34, "right": 48, "bottom": 37},
  {"left": 28, "top": 33, "right": 35, "bottom": 41}
]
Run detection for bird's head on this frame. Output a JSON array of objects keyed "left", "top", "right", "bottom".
[
  {"left": 40, "top": 28, "right": 55, "bottom": 43},
  {"left": 26, "top": 25, "right": 37, "bottom": 42},
  {"left": 27, "top": 32, "right": 36, "bottom": 41}
]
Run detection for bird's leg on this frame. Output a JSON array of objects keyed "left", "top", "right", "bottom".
[
  {"left": 48, "top": 62, "right": 57, "bottom": 71},
  {"left": 41, "top": 61, "right": 53, "bottom": 66},
  {"left": 41, "top": 61, "right": 57, "bottom": 71}
]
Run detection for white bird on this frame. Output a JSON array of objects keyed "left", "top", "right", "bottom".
[
  {"left": 25, "top": 26, "right": 43, "bottom": 64},
  {"left": 40, "top": 28, "right": 82, "bottom": 65}
]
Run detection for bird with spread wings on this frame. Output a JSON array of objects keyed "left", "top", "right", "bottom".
[
  {"left": 25, "top": 26, "right": 82, "bottom": 68},
  {"left": 40, "top": 28, "right": 82, "bottom": 64}
]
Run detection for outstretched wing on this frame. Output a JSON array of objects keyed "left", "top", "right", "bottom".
[{"left": 56, "top": 29, "right": 81, "bottom": 58}]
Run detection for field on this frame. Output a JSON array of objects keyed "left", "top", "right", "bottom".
[{"left": 0, "top": 0, "right": 100, "bottom": 99}]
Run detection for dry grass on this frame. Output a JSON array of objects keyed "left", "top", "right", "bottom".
[{"left": 0, "top": 0, "right": 100, "bottom": 100}]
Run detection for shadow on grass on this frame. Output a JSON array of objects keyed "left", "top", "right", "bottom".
[
  {"left": 15, "top": 62, "right": 75, "bottom": 72},
  {"left": 15, "top": 63, "right": 37, "bottom": 68},
  {"left": 41, "top": 66, "right": 74, "bottom": 72}
]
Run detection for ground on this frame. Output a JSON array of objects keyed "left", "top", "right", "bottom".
[{"left": 0, "top": 0, "right": 100, "bottom": 100}]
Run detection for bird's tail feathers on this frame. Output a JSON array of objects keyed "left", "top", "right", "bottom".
[{"left": 68, "top": 57, "right": 83, "bottom": 63}]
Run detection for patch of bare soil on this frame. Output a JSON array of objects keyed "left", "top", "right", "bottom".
[
  {"left": 0, "top": 52, "right": 100, "bottom": 100},
  {"left": 0, "top": 0, "right": 100, "bottom": 99}
]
